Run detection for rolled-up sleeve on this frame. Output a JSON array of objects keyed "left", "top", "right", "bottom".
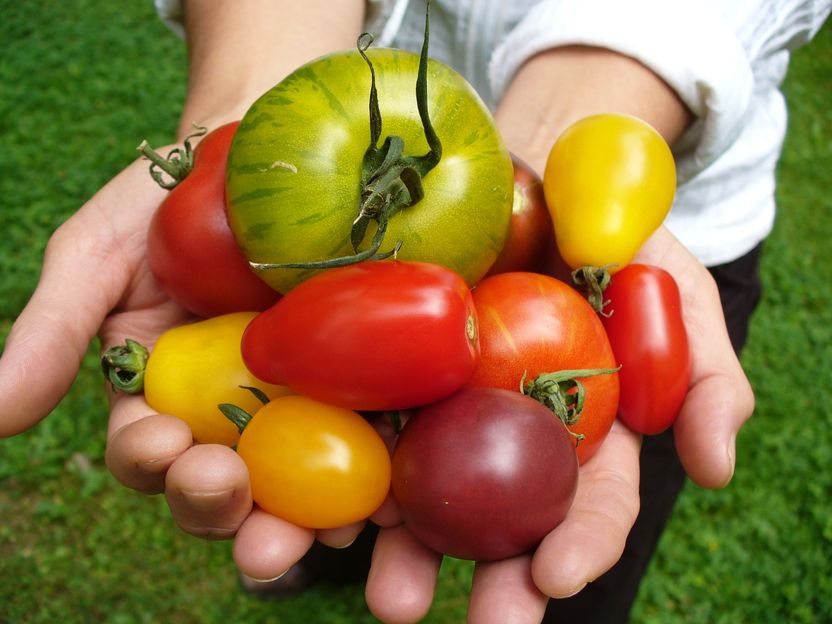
[{"left": 488, "top": 0, "right": 758, "bottom": 183}]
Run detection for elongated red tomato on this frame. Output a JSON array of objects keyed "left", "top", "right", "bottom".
[
  {"left": 467, "top": 272, "right": 619, "bottom": 464},
  {"left": 242, "top": 260, "right": 479, "bottom": 411},
  {"left": 602, "top": 264, "right": 690, "bottom": 435},
  {"left": 146, "top": 122, "right": 280, "bottom": 317}
]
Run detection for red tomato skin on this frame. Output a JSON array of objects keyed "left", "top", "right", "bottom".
[
  {"left": 147, "top": 122, "right": 280, "bottom": 318},
  {"left": 602, "top": 264, "right": 691, "bottom": 435},
  {"left": 486, "top": 154, "right": 556, "bottom": 276},
  {"left": 242, "top": 260, "right": 480, "bottom": 411},
  {"left": 467, "top": 272, "right": 619, "bottom": 464},
  {"left": 392, "top": 387, "right": 578, "bottom": 562}
]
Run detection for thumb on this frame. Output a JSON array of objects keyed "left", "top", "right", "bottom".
[{"left": 0, "top": 162, "right": 164, "bottom": 436}]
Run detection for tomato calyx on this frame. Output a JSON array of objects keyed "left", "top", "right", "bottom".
[
  {"left": 100, "top": 339, "right": 149, "bottom": 394},
  {"left": 572, "top": 265, "right": 616, "bottom": 315},
  {"left": 136, "top": 124, "right": 207, "bottom": 190},
  {"left": 522, "top": 367, "right": 620, "bottom": 440},
  {"left": 249, "top": 0, "right": 441, "bottom": 273},
  {"left": 219, "top": 386, "right": 271, "bottom": 433}
]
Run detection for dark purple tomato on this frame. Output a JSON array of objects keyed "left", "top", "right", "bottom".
[{"left": 391, "top": 387, "right": 578, "bottom": 561}]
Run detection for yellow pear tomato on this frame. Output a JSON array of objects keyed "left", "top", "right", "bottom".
[
  {"left": 543, "top": 113, "right": 676, "bottom": 272},
  {"left": 105, "top": 312, "right": 290, "bottom": 446}
]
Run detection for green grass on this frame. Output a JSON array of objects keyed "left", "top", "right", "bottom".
[{"left": 1, "top": 3, "right": 830, "bottom": 623}]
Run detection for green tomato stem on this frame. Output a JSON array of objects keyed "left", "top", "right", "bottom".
[
  {"left": 572, "top": 265, "right": 616, "bottom": 315},
  {"left": 101, "top": 339, "right": 149, "bottom": 394},
  {"left": 523, "top": 367, "right": 620, "bottom": 431},
  {"left": 136, "top": 124, "right": 207, "bottom": 190},
  {"left": 257, "top": 0, "right": 440, "bottom": 272},
  {"left": 219, "top": 403, "right": 253, "bottom": 434}
]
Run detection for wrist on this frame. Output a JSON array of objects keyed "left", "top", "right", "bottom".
[
  {"left": 495, "top": 45, "right": 692, "bottom": 175},
  {"left": 177, "top": 93, "right": 259, "bottom": 140}
]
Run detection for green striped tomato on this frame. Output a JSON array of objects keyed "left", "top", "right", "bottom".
[{"left": 225, "top": 47, "right": 513, "bottom": 294}]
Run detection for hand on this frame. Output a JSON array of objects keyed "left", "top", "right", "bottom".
[
  {"left": 365, "top": 421, "right": 641, "bottom": 623},
  {"left": 0, "top": 145, "right": 360, "bottom": 578},
  {"left": 364, "top": 227, "right": 754, "bottom": 623},
  {"left": 634, "top": 226, "right": 754, "bottom": 488}
]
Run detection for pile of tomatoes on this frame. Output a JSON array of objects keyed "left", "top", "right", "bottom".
[{"left": 104, "top": 37, "right": 691, "bottom": 564}]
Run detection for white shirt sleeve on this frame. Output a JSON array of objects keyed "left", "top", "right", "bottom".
[{"left": 489, "top": 0, "right": 830, "bottom": 184}]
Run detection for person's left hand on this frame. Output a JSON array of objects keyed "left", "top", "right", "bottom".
[{"left": 364, "top": 420, "right": 641, "bottom": 623}]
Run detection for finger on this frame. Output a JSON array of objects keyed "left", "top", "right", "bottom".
[
  {"left": 369, "top": 492, "right": 403, "bottom": 528},
  {"left": 672, "top": 271, "right": 754, "bottom": 487},
  {"left": 0, "top": 162, "right": 166, "bottom": 437},
  {"left": 317, "top": 521, "right": 367, "bottom": 549},
  {"left": 105, "top": 403, "right": 194, "bottom": 493},
  {"left": 233, "top": 507, "right": 315, "bottom": 580},
  {"left": 365, "top": 525, "right": 442, "bottom": 624},
  {"left": 636, "top": 227, "right": 754, "bottom": 488},
  {"left": 164, "top": 443, "right": 253, "bottom": 539},
  {"left": 531, "top": 422, "right": 641, "bottom": 598},
  {"left": 468, "top": 555, "right": 548, "bottom": 623}
]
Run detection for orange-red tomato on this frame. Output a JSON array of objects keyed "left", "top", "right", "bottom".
[{"left": 467, "top": 272, "right": 619, "bottom": 464}]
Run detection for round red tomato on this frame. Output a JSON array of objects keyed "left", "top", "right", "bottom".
[
  {"left": 467, "top": 272, "right": 619, "bottom": 464},
  {"left": 146, "top": 122, "right": 280, "bottom": 317},
  {"left": 241, "top": 260, "right": 479, "bottom": 411},
  {"left": 486, "top": 154, "right": 555, "bottom": 276},
  {"left": 602, "top": 264, "right": 690, "bottom": 435},
  {"left": 392, "top": 387, "right": 578, "bottom": 561}
]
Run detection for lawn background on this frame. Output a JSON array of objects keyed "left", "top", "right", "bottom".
[{"left": 1, "top": 3, "right": 829, "bottom": 623}]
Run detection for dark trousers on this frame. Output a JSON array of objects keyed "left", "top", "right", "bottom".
[{"left": 542, "top": 244, "right": 763, "bottom": 623}]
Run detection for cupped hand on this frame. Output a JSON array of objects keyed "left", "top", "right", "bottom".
[
  {"left": 0, "top": 149, "right": 343, "bottom": 576},
  {"left": 364, "top": 421, "right": 642, "bottom": 623},
  {"left": 364, "top": 226, "right": 754, "bottom": 623}
]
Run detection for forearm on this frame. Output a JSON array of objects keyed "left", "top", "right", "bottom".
[
  {"left": 495, "top": 45, "right": 692, "bottom": 175},
  {"left": 178, "top": 0, "right": 365, "bottom": 137}
]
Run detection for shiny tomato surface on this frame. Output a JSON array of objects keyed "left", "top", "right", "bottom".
[{"left": 242, "top": 260, "right": 479, "bottom": 411}]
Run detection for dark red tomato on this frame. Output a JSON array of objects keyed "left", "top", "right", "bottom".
[
  {"left": 392, "top": 387, "right": 578, "bottom": 562},
  {"left": 242, "top": 260, "right": 479, "bottom": 411},
  {"left": 467, "top": 272, "right": 619, "bottom": 464},
  {"left": 147, "top": 122, "right": 280, "bottom": 317},
  {"left": 602, "top": 264, "right": 690, "bottom": 435},
  {"left": 486, "top": 155, "right": 554, "bottom": 276}
]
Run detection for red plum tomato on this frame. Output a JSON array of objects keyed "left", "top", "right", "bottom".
[
  {"left": 602, "top": 264, "right": 691, "bottom": 435},
  {"left": 241, "top": 260, "right": 480, "bottom": 411}
]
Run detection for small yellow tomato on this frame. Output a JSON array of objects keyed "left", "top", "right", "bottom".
[
  {"left": 235, "top": 395, "right": 391, "bottom": 529},
  {"left": 543, "top": 113, "right": 676, "bottom": 272},
  {"left": 144, "top": 312, "right": 289, "bottom": 446}
]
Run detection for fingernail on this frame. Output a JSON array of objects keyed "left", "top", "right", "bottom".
[
  {"left": 244, "top": 569, "right": 290, "bottom": 583},
  {"left": 723, "top": 435, "right": 737, "bottom": 485},
  {"left": 332, "top": 536, "right": 358, "bottom": 549},
  {"left": 179, "top": 488, "right": 236, "bottom": 512},
  {"left": 557, "top": 583, "right": 586, "bottom": 599}
]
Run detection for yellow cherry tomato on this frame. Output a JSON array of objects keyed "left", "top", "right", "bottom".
[
  {"left": 543, "top": 113, "right": 676, "bottom": 272},
  {"left": 235, "top": 395, "right": 391, "bottom": 529},
  {"left": 144, "top": 312, "right": 289, "bottom": 446}
]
